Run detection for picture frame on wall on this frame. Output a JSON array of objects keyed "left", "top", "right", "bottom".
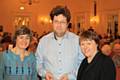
[
  {"left": 13, "top": 11, "right": 31, "bottom": 30},
  {"left": 75, "top": 13, "right": 86, "bottom": 34},
  {"left": 107, "top": 14, "right": 118, "bottom": 39},
  {"left": 14, "top": 15, "right": 30, "bottom": 28}
]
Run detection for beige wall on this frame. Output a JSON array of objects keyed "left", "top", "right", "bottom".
[{"left": 0, "top": 0, "right": 120, "bottom": 36}]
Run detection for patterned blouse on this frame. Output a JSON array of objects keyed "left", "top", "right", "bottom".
[{"left": 0, "top": 50, "right": 37, "bottom": 80}]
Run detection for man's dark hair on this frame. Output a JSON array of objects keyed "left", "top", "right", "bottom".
[{"left": 50, "top": 5, "right": 71, "bottom": 22}]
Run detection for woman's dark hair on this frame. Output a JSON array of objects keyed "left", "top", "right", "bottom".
[
  {"left": 50, "top": 5, "right": 71, "bottom": 22},
  {"left": 12, "top": 25, "right": 32, "bottom": 47},
  {"left": 79, "top": 30, "right": 100, "bottom": 45}
]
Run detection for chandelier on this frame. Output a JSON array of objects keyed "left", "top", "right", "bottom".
[{"left": 20, "top": 0, "right": 40, "bottom": 5}]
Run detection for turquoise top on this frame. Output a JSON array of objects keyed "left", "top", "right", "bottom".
[{"left": 0, "top": 50, "right": 37, "bottom": 80}]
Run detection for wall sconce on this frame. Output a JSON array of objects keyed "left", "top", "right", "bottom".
[
  {"left": 38, "top": 16, "right": 51, "bottom": 25},
  {"left": 90, "top": 15, "right": 99, "bottom": 24},
  {"left": 90, "top": 0, "right": 99, "bottom": 25}
]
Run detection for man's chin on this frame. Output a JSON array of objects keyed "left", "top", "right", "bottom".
[{"left": 55, "top": 32, "right": 65, "bottom": 37}]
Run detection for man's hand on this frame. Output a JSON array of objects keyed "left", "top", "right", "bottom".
[
  {"left": 60, "top": 74, "right": 68, "bottom": 80},
  {"left": 45, "top": 71, "right": 54, "bottom": 80}
]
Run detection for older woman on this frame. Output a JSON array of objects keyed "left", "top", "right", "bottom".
[
  {"left": 77, "top": 30, "right": 116, "bottom": 80},
  {"left": 0, "top": 26, "right": 37, "bottom": 80}
]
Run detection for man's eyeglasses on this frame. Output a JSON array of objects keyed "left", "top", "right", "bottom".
[{"left": 53, "top": 20, "right": 67, "bottom": 25}]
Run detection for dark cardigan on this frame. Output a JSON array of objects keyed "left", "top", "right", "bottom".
[{"left": 77, "top": 52, "right": 116, "bottom": 80}]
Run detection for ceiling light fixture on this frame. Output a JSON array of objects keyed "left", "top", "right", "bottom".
[{"left": 20, "top": 0, "right": 40, "bottom": 5}]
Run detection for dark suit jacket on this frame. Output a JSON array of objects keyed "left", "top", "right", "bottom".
[{"left": 77, "top": 52, "right": 116, "bottom": 80}]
